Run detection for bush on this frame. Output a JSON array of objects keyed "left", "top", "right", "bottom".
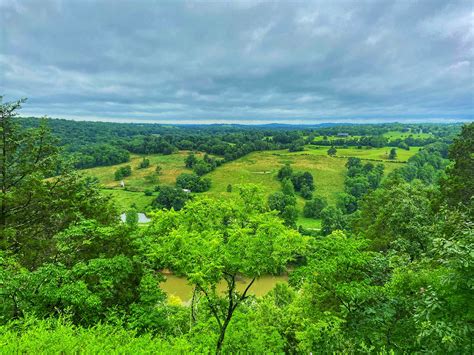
[
  {"left": 277, "top": 165, "right": 293, "bottom": 181},
  {"left": 153, "top": 186, "right": 190, "bottom": 210},
  {"left": 125, "top": 209, "right": 139, "bottom": 226},
  {"left": 176, "top": 173, "right": 211, "bottom": 192},
  {"left": 185, "top": 153, "right": 197, "bottom": 168},
  {"left": 114, "top": 165, "right": 132, "bottom": 180},
  {"left": 138, "top": 158, "right": 150, "bottom": 169},
  {"left": 320, "top": 206, "right": 346, "bottom": 235},
  {"left": 291, "top": 172, "right": 314, "bottom": 192},
  {"left": 193, "top": 161, "right": 212, "bottom": 176},
  {"left": 268, "top": 191, "right": 296, "bottom": 213},
  {"left": 300, "top": 185, "right": 313, "bottom": 200},
  {"left": 303, "top": 196, "right": 328, "bottom": 218},
  {"left": 388, "top": 148, "right": 397, "bottom": 160},
  {"left": 327, "top": 146, "right": 337, "bottom": 156}
]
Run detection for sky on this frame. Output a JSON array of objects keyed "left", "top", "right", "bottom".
[{"left": 0, "top": 0, "right": 473, "bottom": 124}]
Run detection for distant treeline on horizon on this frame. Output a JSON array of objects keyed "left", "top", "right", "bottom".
[{"left": 18, "top": 116, "right": 463, "bottom": 170}]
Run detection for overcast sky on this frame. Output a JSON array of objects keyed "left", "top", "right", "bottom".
[{"left": 1, "top": 0, "right": 473, "bottom": 124}]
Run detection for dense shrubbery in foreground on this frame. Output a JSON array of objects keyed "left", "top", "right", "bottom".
[{"left": 1, "top": 98, "right": 472, "bottom": 353}]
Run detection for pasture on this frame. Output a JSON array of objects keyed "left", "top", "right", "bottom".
[
  {"left": 305, "top": 145, "right": 420, "bottom": 162},
  {"left": 312, "top": 135, "right": 362, "bottom": 142},
  {"left": 102, "top": 189, "right": 155, "bottom": 212},
  {"left": 82, "top": 151, "right": 199, "bottom": 190},
  {"left": 82, "top": 146, "right": 420, "bottom": 228},
  {"left": 383, "top": 130, "right": 432, "bottom": 140}
]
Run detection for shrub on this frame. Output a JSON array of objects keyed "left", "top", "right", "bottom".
[
  {"left": 303, "top": 196, "right": 328, "bottom": 218},
  {"left": 138, "top": 158, "right": 150, "bottom": 169},
  {"left": 114, "top": 165, "right": 132, "bottom": 180}
]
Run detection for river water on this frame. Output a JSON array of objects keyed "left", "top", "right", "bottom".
[
  {"left": 160, "top": 274, "right": 288, "bottom": 302},
  {"left": 120, "top": 213, "right": 151, "bottom": 223}
]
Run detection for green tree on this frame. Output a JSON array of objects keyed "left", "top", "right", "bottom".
[
  {"left": 193, "top": 160, "right": 212, "bottom": 176},
  {"left": 388, "top": 148, "right": 397, "bottom": 160},
  {"left": 138, "top": 158, "right": 150, "bottom": 169},
  {"left": 1, "top": 219, "right": 166, "bottom": 326},
  {"left": 300, "top": 184, "right": 313, "bottom": 200},
  {"left": 291, "top": 172, "right": 314, "bottom": 192},
  {"left": 114, "top": 165, "right": 132, "bottom": 180},
  {"left": 0, "top": 98, "right": 116, "bottom": 268},
  {"left": 145, "top": 185, "right": 306, "bottom": 353},
  {"left": 367, "top": 164, "right": 384, "bottom": 189},
  {"left": 277, "top": 164, "right": 293, "bottom": 181},
  {"left": 281, "top": 178, "right": 295, "bottom": 196},
  {"left": 327, "top": 146, "right": 337, "bottom": 156},
  {"left": 320, "top": 206, "right": 346, "bottom": 235},
  {"left": 185, "top": 153, "right": 197, "bottom": 168},
  {"left": 354, "top": 181, "right": 435, "bottom": 259},
  {"left": 281, "top": 205, "right": 299, "bottom": 229},
  {"left": 346, "top": 157, "right": 362, "bottom": 176},
  {"left": 289, "top": 231, "right": 386, "bottom": 352},
  {"left": 153, "top": 186, "right": 190, "bottom": 210},
  {"left": 441, "top": 123, "right": 473, "bottom": 208},
  {"left": 268, "top": 191, "right": 298, "bottom": 227},
  {"left": 336, "top": 192, "right": 358, "bottom": 214},
  {"left": 345, "top": 176, "right": 370, "bottom": 199},
  {"left": 125, "top": 208, "right": 139, "bottom": 227},
  {"left": 303, "top": 196, "right": 328, "bottom": 218},
  {"left": 176, "top": 173, "right": 211, "bottom": 192}
]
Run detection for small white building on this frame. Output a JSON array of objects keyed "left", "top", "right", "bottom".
[
  {"left": 120, "top": 180, "right": 125, "bottom": 188},
  {"left": 182, "top": 188, "right": 191, "bottom": 193}
]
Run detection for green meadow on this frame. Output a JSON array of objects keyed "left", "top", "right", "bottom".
[
  {"left": 82, "top": 145, "right": 420, "bottom": 229},
  {"left": 102, "top": 189, "right": 156, "bottom": 212},
  {"left": 82, "top": 151, "right": 202, "bottom": 190},
  {"left": 383, "top": 130, "right": 432, "bottom": 139},
  {"left": 312, "top": 135, "right": 362, "bottom": 142},
  {"left": 304, "top": 145, "right": 420, "bottom": 161}
]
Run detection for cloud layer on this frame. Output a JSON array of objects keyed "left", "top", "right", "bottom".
[{"left": 1, "top": 0, "right": 472, "bottom": 123}]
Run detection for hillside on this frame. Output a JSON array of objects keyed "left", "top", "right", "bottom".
[{"left": 81, "top": 145, "right": 420, "bottom": 228}]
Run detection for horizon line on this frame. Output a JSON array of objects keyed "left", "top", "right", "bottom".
[{"left": 20, "top": 115, "right": 473, "bottom": 126}]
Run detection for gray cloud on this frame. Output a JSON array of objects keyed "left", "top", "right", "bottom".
[{"left": 0, "top": 0, "right": 472, "bottom": 123}]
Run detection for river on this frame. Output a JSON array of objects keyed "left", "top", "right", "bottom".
[
  {"left": 120, "top": 212, "right": 151, "bottom": 223},
  {"left": 160, "top": 274, "right": 288, "bottom": 302}
]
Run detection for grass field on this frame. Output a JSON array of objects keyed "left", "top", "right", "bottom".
[
  {"left": 305, "top": 145, "right": 420, "bottom": 162},
  {"left": 82, "top": 151, "right": 200, "bottom": 190},
  {"left": 383, "top": 130, "right": 432, "bottom": 140},
  {"left": 311, "top": 130, "right": 432, "bottom": 142},
  {"left": 203, "top": 147, "right": 418, "bottom": 228},
  {"left": 102, "top": 189, "right": 156, "bottom": 212},
  {"left": 82, "top": 146, "right": 420, "bottom": 228},
  {"left": 205, "top": 150, "right": 346, "bottom": 205},
  {"left": 312, "top": 135, "right": 362, "bottom": 142}
]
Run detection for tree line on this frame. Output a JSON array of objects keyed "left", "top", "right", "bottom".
[{"left": 19, "top": 116, "right": 462, "bottom": 170}]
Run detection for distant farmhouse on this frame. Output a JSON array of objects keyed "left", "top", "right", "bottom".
[{"left": 337, "top": 132, "right": 350, "bottom": 137}]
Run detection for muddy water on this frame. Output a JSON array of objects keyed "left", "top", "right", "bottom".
[{"left": 160, "top": 274, "right": 288, "bottom": 302}]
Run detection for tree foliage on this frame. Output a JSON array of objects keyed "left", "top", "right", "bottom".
[{"left": 144, "top": 186, "right": 306, "bottom": 352}]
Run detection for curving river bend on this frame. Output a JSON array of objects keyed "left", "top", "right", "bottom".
[{"left": 160, "top": 274, "right": 289, "bottom": 302}]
